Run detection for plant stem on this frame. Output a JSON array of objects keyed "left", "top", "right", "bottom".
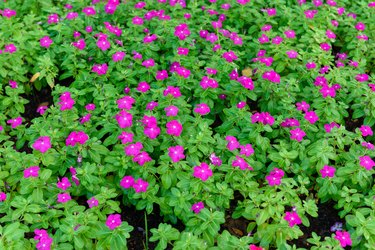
[{"left": 144, "top": 211, "right": 149, "bottom": 250}]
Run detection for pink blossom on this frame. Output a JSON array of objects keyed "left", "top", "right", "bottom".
[
  {"left": 355, "top": 22, "right": 366, "bottom": 31},
  {"left": 320, "top": 165, "right": 336, "bottom": 178},
  {"left": 166, "top": 120, "right": 183, "bottom": 137},
  {"left": 133, "top": 179, "right": 149, "bottom": 192},
  {"left": 0, "top": 192, "right": 6, "bottom": 202},
  {"left": 284, "top": 211, "right": 302, "bottom": 227},
  {"left": 281, "top": 118, "right": 300, "bottom": 127},
  {"left": 24, "top": 166, "right": 40, "bottom": 178},
  {"left": 40, "top": 36, "right": 53, "bottom": 48},
  {"left": 359, "top": 125, "right": 373, "bottom": 137},
  {"left": 290, "top": 128, "right": 306, "bottom": 142},
  {"left": 272, "top": 36, "right": 283, "bottom": 45},
  {"left": 222, "top": 51, "right": 238, "bottom": 62},
  {"left": 191, "top": 202, "right": 204, "bottom": 214},
  {"left": 320, "top": 85, "right": 336, "bottom": 98},
  {"left": 237, "top": 101, "right": 246, "bottom": 109},
  {"left": 118, "top": 132, "right": 134, "bottom": 144},
  {"left": 57, "top": 177, "right": 71, "bottom": 190},
  {"left": 324, "top": 122, "right": 340, "bottom": 133},
  {"left": 165, "top": 105, "right": 179, "bottom": 117},
  {"left": 210, "top": 153, "right": 222, "bottom": 166},
  {"left": 225, "top": 136, "right": 240, "bottom": 151},
  {"left": 156, "top": 70, "right": 168, "bottom": 81},
  {"left": 229, "top": 69, "right": 238, "bottom": 80},
  {"left": 266, "top": 168, "right": 284, "bottom": 186},
  {"left": 85, "top": 103, "right": 96, "bottom": 111},
  {"left": 112, "top": 51, "right": 125, "bottom": 62},
  {"left": 7, "top": 117, "right": 22, "bottom": 128},
  {"left": 193, "top": 162, "right": 213, "bottom": 181},
  {"left": 4, "top": 44, "right": 17, "bottom": 54},
  {"left": 326, "top": 30, "right": 336, "bottom": 39},
  {"left": 92, "top": 63, "right": 108, "bottom": 75},
  {"left": 82, "top": 6, "right": 96, "bottom": 16},
  {"left": 334, "top": 231, "right": 352, "bottom": 248},
  {"left": 168, "top": 145, "right": 185, "bottom": 162},
  {"left": 174, "top": 23, "right": 190, "bottom": 40},
  {"left": 359, "top": 156, "right": 375, "bottom": 170},
  {"left": 132, "top": 16, "right": 144, "bottom": 25},
  {"left": 258, "top": 34, "right": 269, "bottom": 44},
  {"left": 331, "top": 20, "right": 339, "bottom": 27},
  {"left": 144, "top": 126, "right": 160, "bottom": 139},
  {"left": 120, "top": 176, "right": 135, "bottom": 189},
  {"left": 306, "top": 62, "right": 316, "bottom": 70},
  {"left": 57, "top": 193, "right": 71, "bottom": 203},
  {"left": 137, "top": 81, "right": 150, "bottom": 93},
  {"left": 262, "top": 70, "right": 280, "bottom": 83},
  {"left": 304, "top": 111, "right": 319, "bottom": 124},
  {"left": 117, "top": 96, "right": 135, "bottom": 110},
  {"left": 355, "top": 74, "right": 369, "bottom": 82},
  {"left": 66, "top": 12, "right": 78, "bottom": 19},
  {"left": 239, "top": 144, "right": 254, "bottom": 157},
  {"left": 146, "top": 101, "right": 158, "bottom": 111},
  {"left": 261, "top": 24, "right": 272, "bottom": 32},
  {"left": 32, "top": 136, "right": 52, "bottom": 153},
  {"left": 115, "top": 110, "right": 133, "bottom": 128},
  {"left": 9, "top": 80, "right": 18, "bottom": 88},
  {"left": 177, "top": 47, "right": 189, "bottom": 56},
  {"left": 65, "top": 131, "right": 89, "bottom": 146},
  {"left": 2, "top": 8, "right": 16, "bottom": 18},
  {"left": 284, "top": 30, "right": 295, "bottom": 39},
  {"left": 194, "top": 103, "right": 210, "bottom": 116},
  {"left": 362, "top": 142, "right": 374, "bottom": 150},
  {"left": 125, "top": 142, "right": 143, "bottom": 156},
  {"left": 232, "top": 156, "right": 253, "bottom": 170},
  {"left": 72, "top": 39, "right": 86, "bottom": 50},
  {"left": 87, "top": 197, "right": 98, "bottom": 208},
  {"left": 304, "top": 10, "right": 318, "bottom": 19},
  {"left": 142, "top": 58, "right": 155, "bottom": 68},
  {"left": 296, "top": 101, "right": 310, "bottom": 112},
  {"left": 320, "top": 43, "right": 331, "bottom": 51},
  {"left": 96, "top": 38, "right": 110, "bottom": 51},
  {"left": 133, "top": 152, "right": 152, "bottom": 166},
  {"left": 106, "top": 214, "right": 122, "bottom": 230}
]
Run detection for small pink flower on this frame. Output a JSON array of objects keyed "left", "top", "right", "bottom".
[
  {"left": 193, "top": 162, "right": 213, "bottom": 181},
  {"left": 194, "top": 103, "right": 210, "bottom": 116},
  {"left": 156, "top": 70, "right": 168, "bottom": 81},
  {"left": 87, "top": 197, "right": 98, "bottom": 208},
  {"left": 9, "top": 80, "right": 18, "bottom": 88},
  {"left": 132, "top": 16, "right": 144, "bottom": 25},
  {"left": 359, "top": 125, "right": 373, "bottom": 137},
  {"left": 57, "top": 177, "right": 71, "bottom": 191},
  {"left": 32, "top": 136, "right": 51, "bottom": 153},
  {"left": 225, "top": 136, "right": 240, "bottom": 151},
  {"left": 362, "top": 142, "right": 374, "bottom": 150},
  {"left": 115, "top": 110, "right": 133, "bottom": 128},
  {"left": 359, "top": 156, "right": 375, "bottom": 170},
  {"left": 7, "top": 117, "right": 22, "bottom": 128},
  {"left": 96, "top": 38, "right": 110, "bottom": 51},
  {"left": 133, "top": 179, "right": 149, "bottom": 193},
  {"left": 284, "top": 211, "right": 302, "bottom": 227},
  {"left": 304, "top": 111, "right": 319, "bottom": 124},
  {"left": 320, "top": 43, "right": 331, "bottom": 51},
  {"left": 112, "top": 51, "right": 125, "bottom": 62},
  {"left": 210, "top": 153, "right": 222, "bottom": 166},
  {"left": 57, "top": 193, "right": 71, "bottom": 203},
  {"left": 65, "top": 131, "right": 89, "bottom": 146},
  {"left": 4, "top": 44, "right": 17, "bottom": 54},
  {"left": 106, "top": 214, "right": 122, "bottom": 230},
  {"left": 0, "top": 192, "right": 6, "bottom": 202},
  {"left": 82, "top": 6, "right": 96, "bottom": 16},
  {"left": 165, "top": 106, "right": 179, "bottom": 117},
  {"left": 117, "top": 96, "right": 135, "bottom": 110},
  {"left": 191, "top": 202, "right": 204, "bottom": 214},
  {"left": 118, "top": 132, "right": 134, "bottom": 144},
  {"left": 66, "top": 12, "right": 79, "bottom": 19},
  {"left": 40, "top": 36, "right": 53, "bottom": 48},
  {"left": 355, "top": 74, "right": 369, "bottom": 82},
  {"left": 120, "top": 176, "right": 135, "bottom": 189},
  {"left": 296, "top": 101, "right": 310, "bottom": 113},
  {"left": 2, "top": 8, "right": 17, "bottom": 18},
  {"left": 177, "top": 47, "right": 189, "bottom": 56},
  {"left": 326, "top": 30, "right": 336, "bottom": 39},
  {"left": 166, "top": 120, "right": 183, "bottom": 137},
  {"left": 85, "top": 104, "right": 96, "bottom": 111},
  {"left": 168, "top": 145, "right": 185, "bottom": 162},
  {"left": 262, "top": 70, "right": 280, "bottom": 83},
  {"left": 320, "top": 165, "right": 336, "bottom": 178},
  {"left": 125, "top": 142, "right": 143, "bottom": 156},
  {"left": 306, "top": 62, "right": 316, "bottom": 70},
  {"left": 92, "top": 63, "right": 108, "bottom": 75},
  {"left": 284, "top": 30, "right": 296, "bottom": 39},
  {"left": 137, "top": 81, "right": 150, "bottom": 93},
  {"left": 232, "top": 156, "right": 253, "bottom": 170},
  {"left": 334, "top": 231, "right": 352, "bottom": 247},
  {"left": 142, "top": 58, "right": 155, "bottom": 68},
  {"left": 355, "top": 22, "right": 366, "bottom": 31}
]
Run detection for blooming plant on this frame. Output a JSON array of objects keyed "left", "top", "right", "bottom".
[{"left": 0, "top": 0, "right": 374, "bottom": 249}]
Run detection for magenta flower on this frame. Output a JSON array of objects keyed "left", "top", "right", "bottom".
[
  {"left": 290, "top": 128, "right": 306, "bottom": 142},
  {"left": 355, "top": 22, "right": 366, "bottom": 31},
  {"left": 168, "top": 145, "right": 185, "bottom": 163},
  {"left": 96, "top": 38, "right": 110, "bottom": 51},
  {"left": 165, "top": 106, "right": 179, "bottom": 117},
  {"left": 32, "top": 136, "right": 51, "bottom": 153},
  {"left": 120, "top": 176, "right": 135, "bottom": 189},
  {"left": 125, "top": 142, "right": 143, "bottom": 156},
  {"left": 82, "top": 6, "right": 96, "bottom": 16},
  {"left": 48, "top": 13, "right": 59, "bottom": 24},
  {"left": 2, "top": 8, "right": 17, "bottom": 18},
  {"left": 225, "top": 136, "right": 240, "bottom": 151},
  {"left": 209, "top": 153, "right": 222, "bottom": 166},
  {"left": 133, "top": 152, "right": 152, "bottom": 166},
  {"left": 281, "top": 118, "right": 300, "bottom": 127},
  {"left": 239, "top": 144, "right": 254, "bottom": 157},
  {"left": 142, "top": 58, "right": 155, "bottom": 68},
  {"left": 24, "top": 166, "right": 40, "bottom": 178},
  {"left": 237, "top": 76, "right": 254, "bottom": 90},
  {"left": 266, "top": 168, "right": 285, "bottom": 186},
  {"left": 324, "top": 122, "right": 340, "bottom": 133},
  {"left": 115, "top": 110, "right": 133, "bottom": 128},
  {"left": 193, "top": 162, "right": 213, "bottom": 181},
  {"left": 56, "top": 177, "right": 71, "bottom": 191},
  {"left": 284, "top": 211, "right": 302, "bottom": 227},
  {"left": 258, "top": 34, "right": 269, "bottom": 44},
  {"left": 40, "top": 36, "right": 53, "bottom": 48},
  {"left": 359, "top": 156, "right": 375, "bottom": 170},
  {"left": 232, "top": 156, "right": 253, "bottom": 170},
  {"left": 194, "top": 103, "right": 210, "bottom": 116},
  {"left": 117, "top": 96, "right": 135, "bottom": 110},
  {"left": 304, "top": 111, "right": 319, "bottom": 124},
  {"left": 7, "top": 117, "right": 22, "bottom": 128},
  {"left": 166, "top": 120, "right": 183, "bottom": 137},
  {"left": 144, "top": 126, "right": 160, "bottom": 140},
  {"left": 106, "top": 214, "right": 122, "bottom": 230},
  {"left": 85, "top": 104, "right": 96, "bottom": 111},
  {"left": 222, "top": 51, "right": 238, "bottom": 62},
  {"left": 4, "top": 44, "right": 17, "bottom": 53},
  {"left": 66, "top": 12, "right": 79, "bottom": 19},
  {"left": 191, "top": 202, "right": 204, "bottom": 214},
  {"left": 262, "top": 70, "right": 280, "bottom": 83},
  {"left": 163, "top": 86, "right": 181, "bottom": 98},
  {"left": 112, "top": 51, "right": 125, "bottom": 62},
  {"left": 72, "top": 39, "right": 86, "bottom": 51},
  {"left": 320, "top": 43, "right": 331, "bottom": 51},
  {"left": 87, "top": 197, "right": 99, "bottom": 208},
  {"left": 65, "top": 131, "right": 89, "bottom": 146},
  {"left": 57, "top": 193, "right": 71, "bottom": 203},
  {"left": 9, "top": 80, "right": 18, "bottom": 88},
  {"left": 0, "top": 192, "right": 6, "bottom": 202},
  {"left": 92, "top": 63, "right": 108, "bottom": 75},
  {"left": 362, "top": 142, "right": 374, "bottom": 150},
  {"left": 355, "top": 74, "right": 369, "bottom": 82},
  {"left": 177, "top": 47, "right": 189, "bottom": 56},
  {"left": 306, "top": 62, "right": 316, "bottom": 70},
  {"left": 156, "top": 70, "right": 168, "bottom": 81},
  {"left": 284, "top": 30, "right": 296, "bottom": 39},
  {"left": 326, "top": 30, "right": 336, "bottom": 39},
  {"left": 304, "top": 10, "right": 318, "bottom": 19},
  {"left": 137, "top": 81, "right": 150, "bottom": 93},
  {"left": 133, "top": 179, "right": 149, "bottom": 193},
  {"left": 334, "top": 231, "right": 352, "bottom": 247},
  {"left": 359, "top": 125, "right": 373, "bottom": 137},
  {"left": 296, "top": 101, "right": 310, "bottom": 113},
  {"left": 320, "top": 165, "right": 336, "bottom": 178},
  {"left": 118, "top": 132, "right": 134, "bottom": 144},
  {"left": 176, "top": 66, "right": 191, "bottom": 78},
  {"left": 174, "top": 23, "right": 191, "bottom": 40},
  {"left": 132, "top": 16, "right": 144, "bottom": 25}
]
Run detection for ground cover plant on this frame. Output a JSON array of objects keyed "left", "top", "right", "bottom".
[{"left": 0, "top": 0, "right": 374, "bottom": 249}]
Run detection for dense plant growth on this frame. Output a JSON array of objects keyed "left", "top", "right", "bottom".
[{"left": 0, "top": 0, "right": 374, "bottom": 249}]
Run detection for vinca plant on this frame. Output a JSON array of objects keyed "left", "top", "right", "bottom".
[{"left": 0, "top": 0, "right": 374, "bottom": 249}]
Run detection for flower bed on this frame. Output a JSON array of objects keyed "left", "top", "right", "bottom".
[{"left": 0, "top": 0, "right": 374, "bottom": 249}]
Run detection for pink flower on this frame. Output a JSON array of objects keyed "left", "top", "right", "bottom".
[
  {"left": 355, "top": 74, "right": 369, "bottom": 82},
  {"left": 117, "top": 96, "right": 135, "bottom": 110},
  {"left": 176, "top": 66, "right": 191, "bottom": 78},
  {"left": 239, "top": 144, "right": 254, "bottom": 157},
  {"left": 163, "top": 86, "right": 181, "bottom": 98},
  {"left": 32, "top": 136, "right": 51, "bottom": 153},
  {"left": 118, "top": 132, "right": 134, "bottom": 144},
  {"left": 281, "top": 118, "right": 300, "bottom": 127},
  {"left": 2, "top": 8, "right": 17, "bottom": 18},
  {"left": 112, "top": 51, "right": 125, "bottom": 62},
  {"left": 92, "top": 63, "right": 108, "bottom": 75},
  {"left": 326, "top": 30, "right": 336, "bottom": 39},
  {"left": 355, "top": 22, "right": 366, "bottom": 31},
  {"left": 133, "top": 152, "right": 152, "bottom": 166},
  {"left": 320, "top": 165, "right": 336, "bottom": 178},
  {"left": 137, "top": 81, "right": 150, "bottom": 93},
  {"left": 258, "top": 34, "right": 269, "bottom": 44},
  {"left": 58, "top": 96, "right": 75, "bottom": 110},
  {"left": 225, "top": 136, "right": 240, "bottom": 151},
  {"left": 132, "top": 16, "right": 144, "bottom": 25},
  {"left": 48, "top": 14, "right": 59, "bottom": 24},
  {"left": 306, "top": 62, "right": 316, "bottom": 70},
  {"left": 304, "top": 111, "right": 319, "bottom": 124},
  {"left": 194, "top": 103, "right": 210, "bottom": 116},
  {"left": 9, "top": 80, "right": 18, "bottom": 88},
  {"left": 96, "top": 38, "right": 110, "bottom": 51},
  {"left": 115, "top": 110, "right": 133, "bottom": 128},
  {"left": 4, "top": 44, "right": 17, "bottom": 53},
  {"left": 87, "top": 197, "right": 98, "bottom": 208},
  {"left": 85, "top": 104, "right": 96, "bottom": 111},
  {"left": 249, "top": 245, "right": 264, "bottom": 250},
  {"left": 232, "top": 156, "right": 253, "bottom": 170},
  {"left": 72, "top": 39, "right": 86, "bottom": 50},
  {"left": 272, "top": 36, "right": 283, "bottom": 45},
  {"left": 166, "top": 120, "right": 183, "bottom": 137},
  {"left": 125, "top": 142, "right": 143, "bottom": 156},
  {"left": 168, "top": 145, "right": 185, "bottom": 162},
  {"left": 237, "top": 76, "right": 254, "bottom": 90},
  {"left": 193, "top": 162, "right": 213, "bottom": 181},
  {"left": 165, "top": 106, "right": 179, "bottom": 117},
  {"left": 334, "top": 231, "right": 352, "bottom": 247},
  {"left": 359, "top": 156, "right": 375, "bottom": 170},
  {"left": 156, "top": 70, "right": 168, "bottom": 81},
  {"left": 40, "top": 36, "right": 53, "bottom": 48},
  {"left": 0, "top": 192, "right": 6, "bottom": 202},
  {"left": 144, "top": 126, "right": 160, "bottom": 139},
  {"left": 174, "top": 23, "right": 190, "bottom": 40},
  {"left": 284, "top": 211, "right": 302, "bottom": 227},
  {"left": 266, "top": 168, "right": 284, "bottom": 186},
  {"left": 222, "top": 51, "right": 238, "bottom": 62},
  {"left": 24, "top": 166, "right": 40, "bottom": 178},
  {"left": 120, "top": 176, "right": 135, "bottom": 189},
  {"left": 106, "top": 214, "right": 122, "bottom": 230},
  {"left": 324, "top": 122, "right": 340, "bottom": 133},
  {"left": 362, "top": 142, "right": 374, "bottom": 150},
  {"left": 296, "top": 101, "right": 310, "bottom": 113},
  {"left": 133, "top": 179, "right": 149, "bottom": 193},
  {"left": 191, "top": 202, "right": 204, "bottom": 214},
  {"left": 284, "top": 30, "right": 295, "bottom": 39},
  {"left": 82, "top": 6, "right": 96, "bottom": 16},
  {"left": 142, "top": 58, "right": 155, "bottom": 68},
  {"left": 359, "top": 125, "right": 373, "bottom": 137},
  {"left": 57, "top": 177, "right": 71, "bottom": 190},
  {"left": 65, "top": 131, "right": 89, "bottom": 146},
  {"left": 177, "top": 47, "right": 189, "bottom": 56},
  {"left": 262, "top": 70, "right": 280, "bottom": 83},
  {"left": 57, "top": 193, "right": 71, "bottom": 203},
  {"left": 304, "top": 10, "right": 318, "bottom": 19},
  {"left": 66, "top": 12, "right": 79, "bottom": 19},
  {"left": 320, "top": 43, "right": 331, "bottom": 51},
  {"left": 209, "top": 153, "right": 222, "bottom": 166}
]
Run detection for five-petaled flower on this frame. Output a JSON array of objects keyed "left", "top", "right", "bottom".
[
  {"left": 87, "top": 197, "right": 99, "bottom": 208},
  {"left": 57, "top": 193, "right": 71, "bottom": 203},
  {"left": 334, "top": 231, "right": 352, "bottom": 247},
  {"left": 320, "top": 165, "right": 336, "bottom": 178},
  {"left": 106, "top": 214, "right": 122, "bottom": 230},
  {"left": 193, "top": 162, "right": 213, "bottom": 181},
  {"left": 24, "top": 166, "right": 40, "bottom": 178},
  {"left": 284, "top": 211, "right": 302, "bottom": 227},
  {"left": 32, "top": 136, "right": 51, "bottom": 153},
  {"left": 191, "top": 202, "right": 204, "bottom": 214}
]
